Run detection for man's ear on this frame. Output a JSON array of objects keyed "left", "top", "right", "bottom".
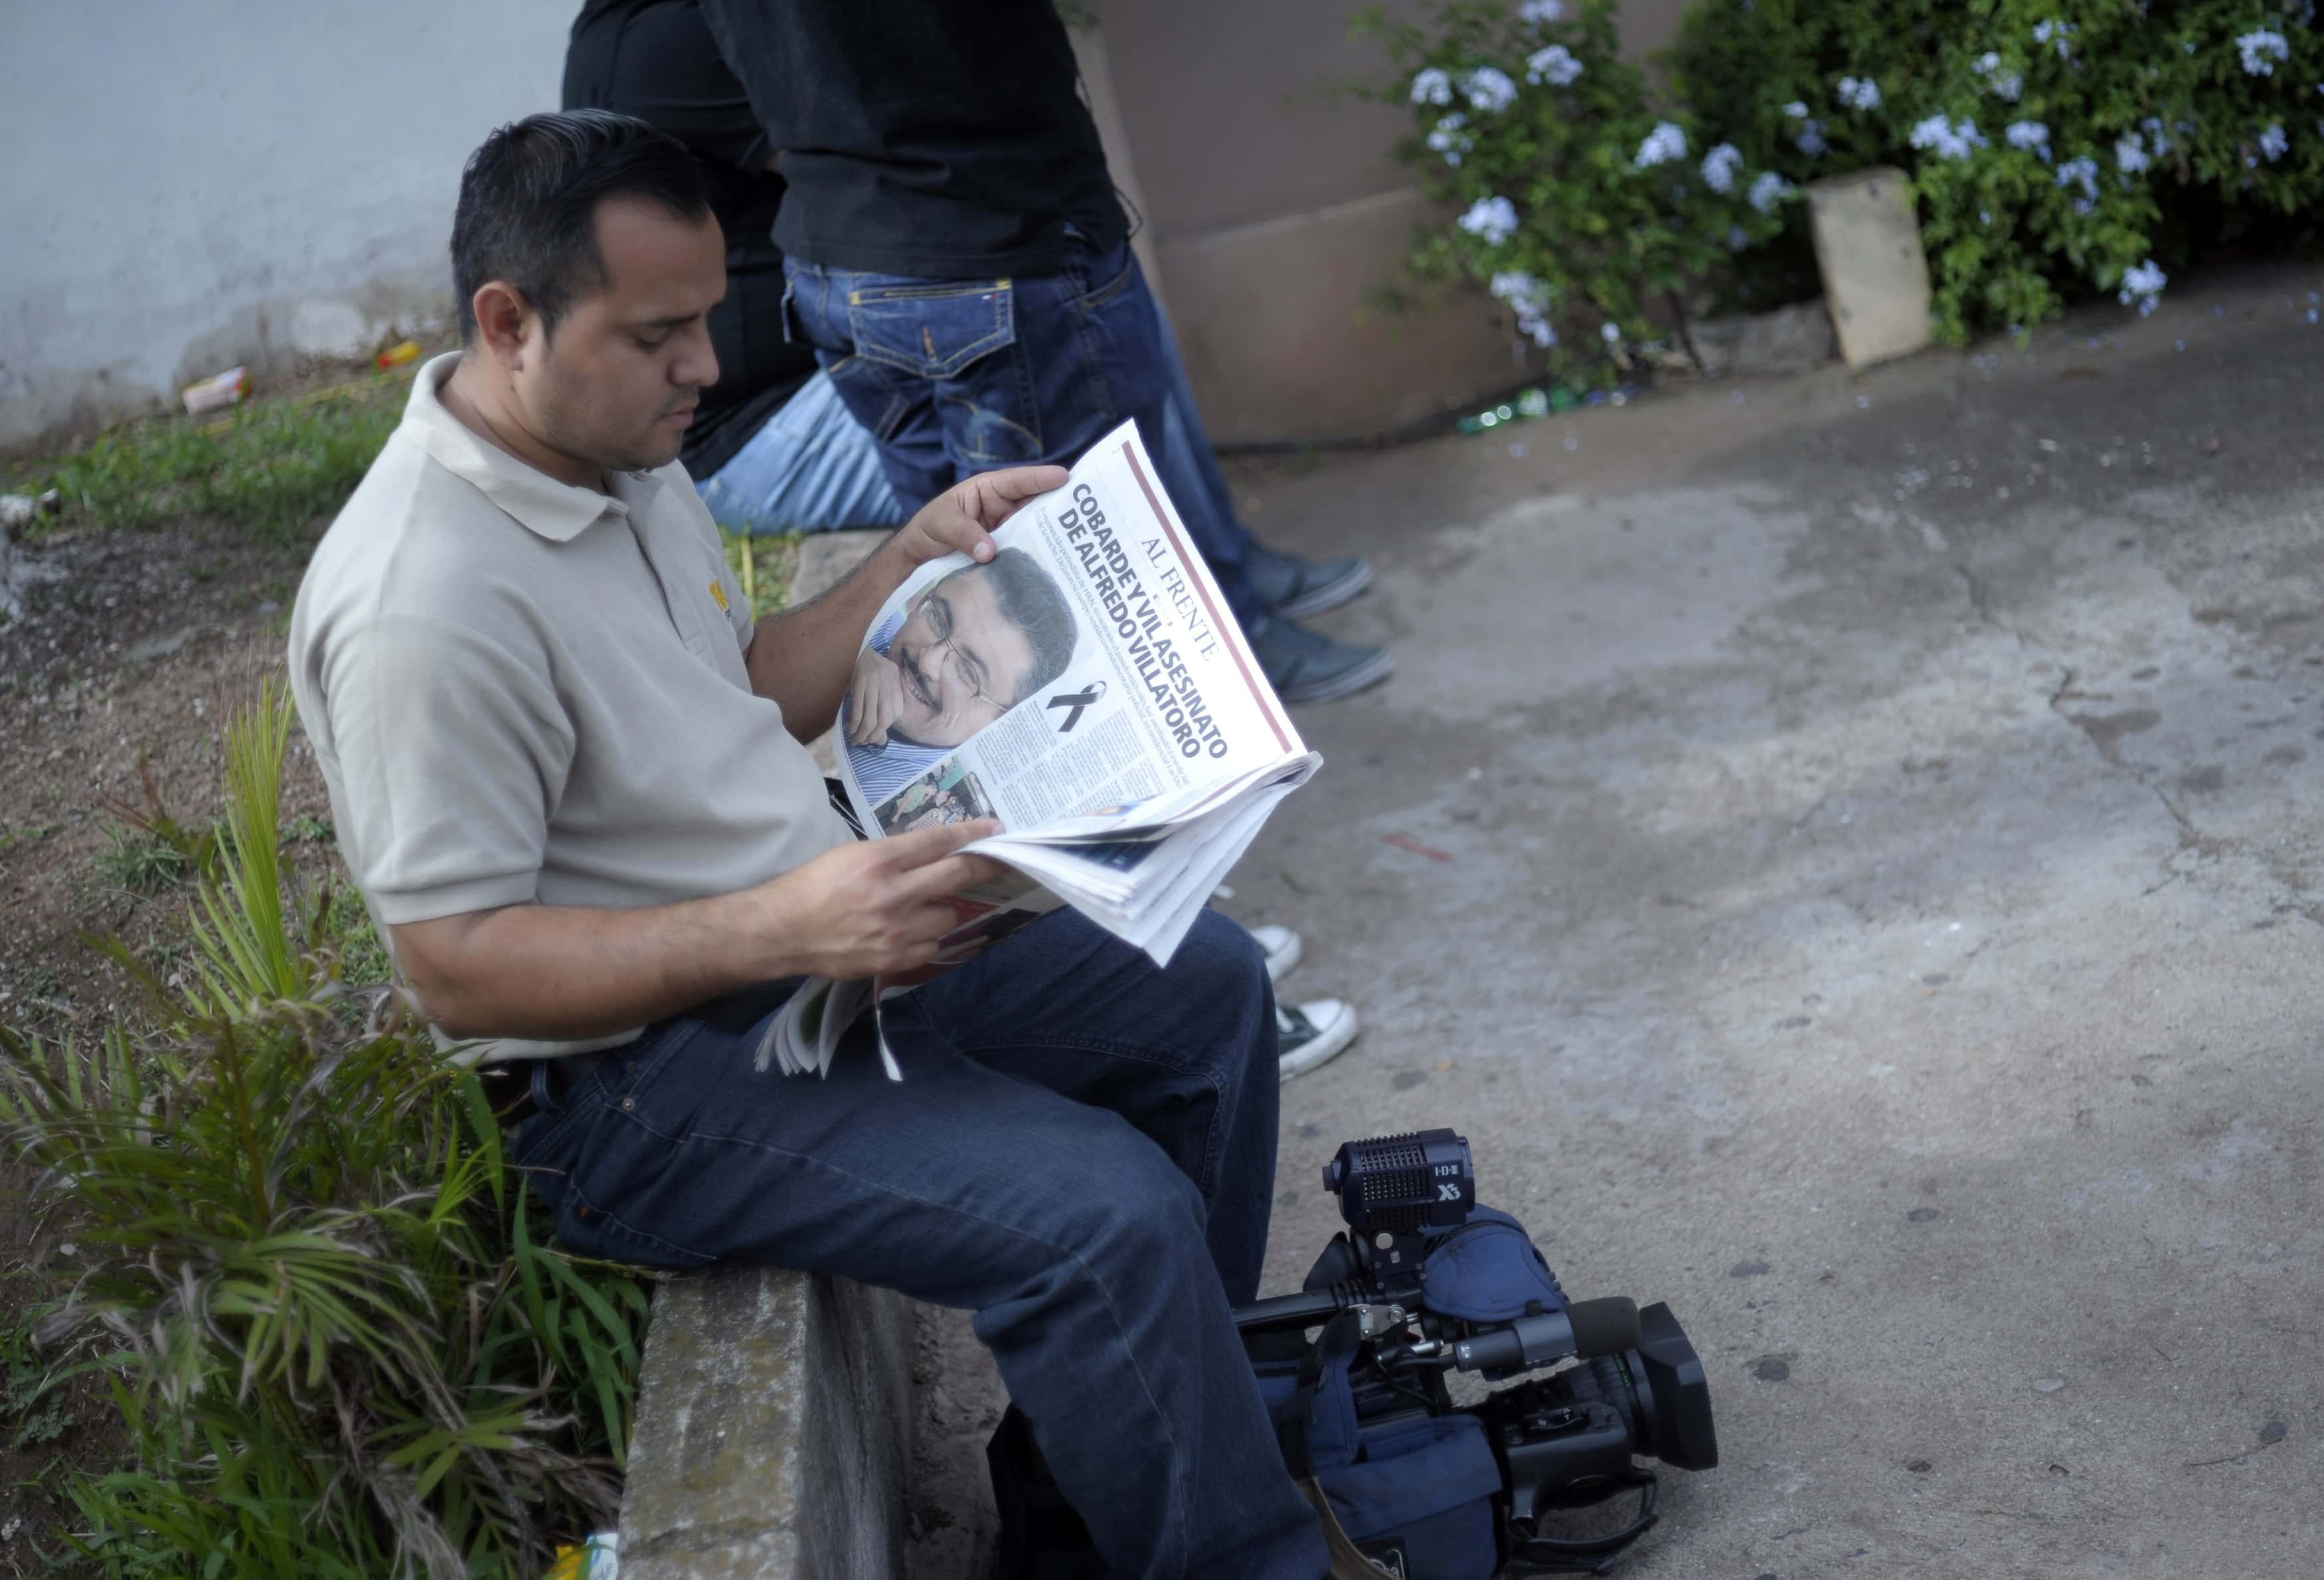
[{"left": 468, "top": 281, "right": 537, "bottom": 371}]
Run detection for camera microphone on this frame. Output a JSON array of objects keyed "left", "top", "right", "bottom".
[{"left": 1450, "top": 1296, "right": 1641, "bottom": 1374}]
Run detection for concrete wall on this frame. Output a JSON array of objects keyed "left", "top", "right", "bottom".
[
  {"left": 1, "top": 0, "right": 1698, "bottom": 455},
  {"left": 1094, "top": 0, "right": 1690, "bottom": 445},
  {"left": 0, "top": 0, "right": 572, "bottom": 453}
]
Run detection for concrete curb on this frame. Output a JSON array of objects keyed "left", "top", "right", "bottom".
[{"left": 619, "top": 1266, "right": 917, "bottom": 1580}]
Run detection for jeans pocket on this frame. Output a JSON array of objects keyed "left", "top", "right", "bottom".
[
  {"left": 847, "top": 277, "right": 1017, "bottom": 378},
  {"left": 1071, "top": 244, "right": 1139, "bottom": 317}
]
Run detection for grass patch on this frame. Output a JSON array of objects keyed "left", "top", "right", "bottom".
[
  {"left": 720, "top": 528, "right": 801, "bottom": 620},
  {"left": 29, "top": 377, "right": 405, "bottom": 544}
]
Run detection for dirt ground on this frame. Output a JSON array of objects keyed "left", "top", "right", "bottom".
[{"left": 0, "top": 513, "right": 339, "bottom": 1571}]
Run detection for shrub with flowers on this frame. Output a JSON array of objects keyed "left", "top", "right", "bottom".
[
  {"left": 1357, "top": 0, "right": 1792, "bottom": 373},
  {"left": 1668, "top": 0, "right": 2324, "bottom": 339}
]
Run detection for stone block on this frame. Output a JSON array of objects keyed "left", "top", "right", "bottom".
[
  {"left": 1805, "top": 168, "right": 1934, "bottom": 371},
  {"left": 620, "top": 1266, "right": 917, "bottom": 1580},
  {"left": 1689, "top": 301, "right": 1841, "bottom": 377}
]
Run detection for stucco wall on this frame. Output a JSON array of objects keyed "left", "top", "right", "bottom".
[{"left": 0, "top": 0, "right": 573, "bottom": 453}]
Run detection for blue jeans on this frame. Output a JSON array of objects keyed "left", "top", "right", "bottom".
[
  {"left": 512, "top": 908, "right": 1327, "bottom": 1580},
  {"left": 693, "top": 370, "right": 909, "bottom": 534},
  {"left": 785, "top": 242, "right": 1271, "bottom": 627}
]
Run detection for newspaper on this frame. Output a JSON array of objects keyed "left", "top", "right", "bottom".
[{"left": 758, "top": 420, "right": 1321, "bottom": 1078}]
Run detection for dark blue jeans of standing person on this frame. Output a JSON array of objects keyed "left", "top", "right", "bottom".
[
  {"left": 784, "top": 240, "right": 1271, "bottom": 629},
  {"left": 511, "top": 908, "right": 1328, "bottom": 1580}
]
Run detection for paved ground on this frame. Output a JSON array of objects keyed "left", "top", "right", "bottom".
[{"left": 911, "top": 263, "right": 2324, "bottom": 1579}]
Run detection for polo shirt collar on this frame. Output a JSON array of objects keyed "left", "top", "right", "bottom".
[{"left": 401, "top": 353, "right": 629, "bottom": 543}]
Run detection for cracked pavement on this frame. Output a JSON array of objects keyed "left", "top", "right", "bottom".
[
  {"left": 1214, "top": 265, "right": 2324, "bottom": 1579},
  {"left": 908, "top": 265, "right": 2324, "bottom": 1579}
]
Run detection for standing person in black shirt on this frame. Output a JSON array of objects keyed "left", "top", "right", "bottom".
[
  {"left": 694, "top": 0, "right": 1394, "bottom": 706},
  {"left": 565, "top": 0, "right": 905, "bottom": 532}
]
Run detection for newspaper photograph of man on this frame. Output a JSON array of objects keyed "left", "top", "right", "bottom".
[
  {"left": 843, "top": 546, "right": 1077, "bottom": 805},
  {"left": 874, "top": 754, "right": 997, "bottom": 837}
]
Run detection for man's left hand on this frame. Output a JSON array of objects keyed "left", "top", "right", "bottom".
[{"left": 892, "top": 465, "right": 1069, "bottom": 568}]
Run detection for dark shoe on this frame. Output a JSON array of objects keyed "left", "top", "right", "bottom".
[
  {"left": 1248, "top": 614, "right": 1394, "bottom": 704},
  {"left": 1244, "top": 544, "right": 1374, "bottom": 619}
]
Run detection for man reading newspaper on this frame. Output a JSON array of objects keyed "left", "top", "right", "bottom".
[{"left": 286, "top": 114, "right": 1338, "bottom": 1578}]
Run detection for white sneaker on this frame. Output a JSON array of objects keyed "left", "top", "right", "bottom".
[
  {"left": 1249, "top": 924, "right": 1302, "bottom": 986},
  {"left": 1278, "top": 998, "right": 1359, "bottom": 1081}
]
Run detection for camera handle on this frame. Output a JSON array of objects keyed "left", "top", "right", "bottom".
[{"left": 1502, "top": 1470, "right": 1660, "bottom": 1576}]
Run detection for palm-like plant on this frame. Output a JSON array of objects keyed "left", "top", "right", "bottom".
[{"left": 0, "top": 685, "right": 652, "bottom": 1579}]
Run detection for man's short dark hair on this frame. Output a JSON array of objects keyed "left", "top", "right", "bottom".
[
  {"left": 951, "top": 548, "right": 1078, "bottom": 703},
  {"left": 450, "top": 110, "right": 711, "bottom": 343}
]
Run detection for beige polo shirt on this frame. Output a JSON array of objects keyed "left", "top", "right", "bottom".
[{"left": 288, "top": 355, "right": 847, "bottom": 1061}]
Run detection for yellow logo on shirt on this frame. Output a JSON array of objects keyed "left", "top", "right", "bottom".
[{"left": 708, "top": 580, "right": 730, "bottom": 612}]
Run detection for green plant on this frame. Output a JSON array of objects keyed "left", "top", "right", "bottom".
[
  {"left": 33, "top": 380, "right": 401, "bottom": 544},
  {"left": 1668, "top": 0, "right": 2324, "bottom": 339},
  {"left": 0, "top": 684, "right": 653, "bottom": 1580},
  {"left": 321, "top": 883, "right": 392, "bottom": 990},
  {"left": 284, "top": 813, "right": 335, "bottom": 846},
  {"left": 0, "top": 1317, "right": 72, "bottom": 1452},
  {"left": 94, "top": 756, "right": 223, "bottom": 897},
  {"left": 1354, "top": 0, "right": 1792, "bottom": 375},
  {"left": 92, "top": 827, "right": 201, "bottom": 898}
]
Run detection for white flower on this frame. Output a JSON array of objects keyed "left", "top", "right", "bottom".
[
  {"left": 1526, "top": 44, "right": 1583, "bottom": 88},
  {"left": 1634, "top": 121, "right": 1688, "bottom": 169},
  {"left": 1748, "top": 170, "right": 1793, "bottom": 213},
  {"left": 1600, "top": 321, "right": 1623, "bottom": 344},
  {"left": 1458, "top": 195, "right": 1521, "bottom": 246},
  {"left": 1490, "top": 272, "right": 1541, "bottom": 308},
  {"left": 1975, "top": 52, "right": 2025, "bottom": 102},
  {"left": 1463, "top": 66, "right": 1519, "bottom": 113},
  {"left": 1837, "top": 76, "right": 1882, "bottom": 112},
  {"left": 1783, "top": 100, "right": 1809, "bottom": 119},
  {"left": 1427, "top": 114, "right": 1470, "bottom": 166},
  {"left": 1491, "top": 272, "right": 1557, "bottom": 347},
  {"left": 2143, "top": 117, "right": 2173, "bottom": 158},
  {"left": 2055, "top": 155, "right": 2100, "bottom": 200},
  {"left": 1727, "top": 224, "right": 1752, "bottom": 251},
  {"left": 1795, "top": 120, "right": 1828, "bottom": 157},
  {"left": 2238, "top": 29, "right": 2290, "bottom": 76},
  {"left": 2006, "top": 119, "right": 2051, "bottom": 157},
  {"left": 1410, "top": 67, "right": 1453, "bottom": 106},
  {"left": 1700, "top": 143, "right": 1744, "bottom": 194},
  {"left": 1519, "top": 0, "right": 1565, "bottom": 22},
  {"left": 2115, "top": 131, "right": 2149, "bottom": 174},
  {"left": 2118, "top": 258, "right": 2166, "bottom": 316},
  {"left": 1909, "top": 114, "right": 1987, "bottom": 161},
  {"left": 2260, "top": 122, "right": 2289, "bottom": 161},
  {"left": 2032, "top": 19, "right": 2074, "bottom": 58}
]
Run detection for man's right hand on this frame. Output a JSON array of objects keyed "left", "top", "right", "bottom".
[{"left": 747, "top": 820, "right": 1007, "bottom": 980}]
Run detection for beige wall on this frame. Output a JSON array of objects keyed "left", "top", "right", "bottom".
[{"left": 1086, "top": 0, "right": 1691, "bottom": 445}]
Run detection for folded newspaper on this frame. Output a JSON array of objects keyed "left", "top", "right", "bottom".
[{"left": 758, "top": 420, "right": 1323, "bottom": 1078}]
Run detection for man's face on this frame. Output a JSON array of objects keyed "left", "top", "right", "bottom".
[
  {"left": 887, "top": 568, "right": 1037, "bottom": 747},
  {"left": 518, "top": 196, "right": 724, "bottom": 475}
]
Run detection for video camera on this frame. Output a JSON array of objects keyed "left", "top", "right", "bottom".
[{"left": 1232, "top": 1129, "right": 1718, "bottom": 1576}]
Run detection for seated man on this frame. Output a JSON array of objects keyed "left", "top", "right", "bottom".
[
  {"left": 287, "top": 114, "right": 1334, "bottom": 1579},
  {"left": 562, "top": 0, "right": 1386, "bottom": 703}
]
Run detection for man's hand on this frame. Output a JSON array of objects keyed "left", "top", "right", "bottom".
[
  {"left": 890, "top": 465, "right": 1068, "bottom": 570},
  {"left": 742, "top": 820, "right": 1008, "bottom": 980},
  {"left": 847, "top": 646, "right": 906, "bottom": 747}
]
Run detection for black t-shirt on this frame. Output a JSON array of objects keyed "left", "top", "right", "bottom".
[
  {"left": 565, "top": 0, "right": 818, "bottom": 478},
  {"left": 695, "top": 0, "right": 1127, "bottom": 277}
]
